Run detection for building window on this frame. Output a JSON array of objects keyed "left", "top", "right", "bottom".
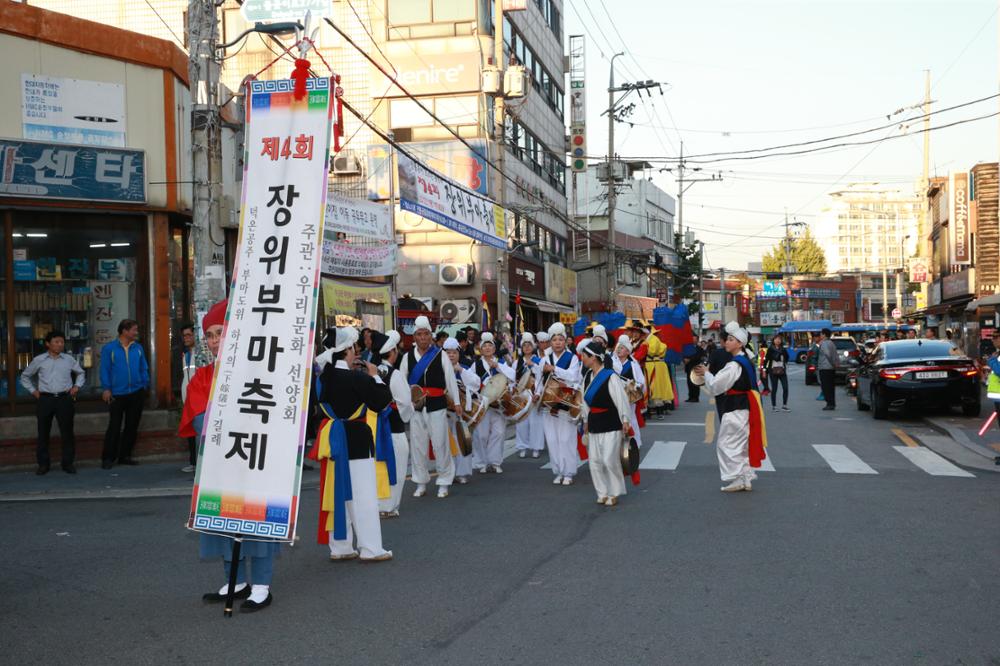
[{"left": 388, "top": 0, "right": 432, "bottom": 25}]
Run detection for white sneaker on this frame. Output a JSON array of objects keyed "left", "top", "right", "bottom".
[
  {"left": 720, "top": 479, "right": 745, "bottom": 493},
  {"left": 181, "top": 465, "right": 195, "bottom": 473},
  {"left": 455, "top": 476, "right": 469, "bottom": 485},
  {"left": 518, "top": 450, "right": 527, "bottom": 458},
  {"left": 413, "top": 484, "right": 427, "bottom": 498},
  {"left": 552, "top": 476, "right": 563, "bottom": 485},
  {"left": 531, "top": 450, "right": 540, "bottom": 458},
  {"left": 437, "top": 486, "right": 449, "bottom": 498},
  {"left": 782, "top": 406, "right": 790, "bottom": 412},
  {"left": 561, "top": 476, "right": 573, "bottom": 486},
  {"left": 477, "top": 466, "right": 488, "bottom": 474},
  {"left": 493, "top": 465, "right": 503, "bottom": 474}
]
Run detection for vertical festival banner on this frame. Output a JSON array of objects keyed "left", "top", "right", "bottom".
[{"left": 188, "top": 78, "right": 333, "bottom": 542}]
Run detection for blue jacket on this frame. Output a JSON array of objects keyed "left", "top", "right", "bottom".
[{"left": 100, "top": 339, "right": 150, "bottom": 396}]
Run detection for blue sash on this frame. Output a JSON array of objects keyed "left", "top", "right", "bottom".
[
  {"left": 375, "top": 408, "right": 397, "bottom": 486},
  {"left": 318, "top": 402, "right": 354, "bottom": 541},
  {"left": 621, "top": 359, "right": 632, "bottom": 379},
  {"left": 554, "top": 351, "right": 573, "bottom": 370},
  {"left": 584, "top": 368, "right": 614, "bottom": 406},
  {"left": 733, "top": 355, "right": 759, "bottom": 392},
  {"left": 408, "top": 346, "right": 441, "bottom": 385}
]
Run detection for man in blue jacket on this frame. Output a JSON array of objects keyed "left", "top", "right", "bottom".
[{"left": 100, "top": 319, "right": 150, "bottom": 468}]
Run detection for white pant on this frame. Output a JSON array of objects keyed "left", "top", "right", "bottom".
[
  {"left": 409, "top": 408, "right": 454, "bottom": 487},
  {"left": 543, "top": 413, "right": 579, "bottom": 478},
  {"left": 716, "top": 410, "right": 756, "bottom": 483},
  {"left": 447, "top": 413, "right": 474, "bottom": 477},
  {"left": 329, "top": 458, "right": 390, "bottom": 559},
  {"left": 378, "top": 432, "right": 409, "bottom": 514},
  {"left": 515, "top": 409, "right": 545, "bottom": 452},
  {"left": 588, "top": 430, "right": 627, "bottom": 499},
  {"left": 472, "top": 408, "right": 505, "bottom": 468}
]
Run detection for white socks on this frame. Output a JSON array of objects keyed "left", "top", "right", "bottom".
[
  {"left": 249, "top": 585, "right": 270, "bottom": 603},
  {"left": 217, "top": 581, "right": 247, "bottom": 595}
]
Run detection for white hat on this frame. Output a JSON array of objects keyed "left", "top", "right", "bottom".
[
  {"left": 582, "top": 339, "right": 607, "bottom": 358},
  {"left": 443, "top": 337, "right": 460, "bottom": 351},
  {"left": 592, "top": 324, "right": 608, "bottom": 342},
  {"left": 480, "top": 332, "right": 495, "bottom": 345},
  {"left": 520, "top": 332, "right": 535, "bottom": 346},
  {"left": 725, "top": 321, "right": 748, "bottom": 346},
  {"left": 378, "top": 330, "right": 400, "bottom": 355},
  {"left": 332, "top": 326, "right": 359, "bottom": 353},
  {"left": 615, "top": 334, "right": 633, "bottom": 352},
  {"left": 413, "top": 315, "right": 432, "bottom": 333},
  {"left": 578, "top": 337, "right": 591, "bottom": 352},
  {"left": 536, "top": 331, "right": 550, "bottom": 342},
  {"left": 547, "top": 322, "right": 566, "bottom": 338}
]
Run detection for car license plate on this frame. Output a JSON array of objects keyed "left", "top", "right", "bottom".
[{"left": 915, "top": 371, "right": 947, "bottom": 379}]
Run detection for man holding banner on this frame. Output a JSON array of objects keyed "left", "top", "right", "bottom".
[{"left": 401, "top": 316, "right": 462, "bottom": 499}]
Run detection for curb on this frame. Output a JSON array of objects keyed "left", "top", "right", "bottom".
[{"left": 922, "top": 416, "right": 1000, "bottom": 465}]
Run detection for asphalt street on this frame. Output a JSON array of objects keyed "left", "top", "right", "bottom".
[{"left": 2, "top": 364, "right": 998, "bottom": 665}]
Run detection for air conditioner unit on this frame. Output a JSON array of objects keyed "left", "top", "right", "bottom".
[
  {"left": 439, "top": 262, "right": 472, "bottom": 286},
  {"left": 332, "top": 153, "right": 361, "bottom": 176},
  {"left": 504, "top": 65, "right": 527, "bottom": 98},
  {"left": 440, "top": 298, "right": 477, "bottom": 324}
]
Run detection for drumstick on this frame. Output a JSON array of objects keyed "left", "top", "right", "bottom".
[{"left": 978, "top": 411, "right": 997, "bottom": 437}]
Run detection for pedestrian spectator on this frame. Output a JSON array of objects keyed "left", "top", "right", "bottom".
[
  {"left": 809, "top": 333, "right": 825, "bottom": 402},
  {"left": 100, "top": 319, "right": 150, "bottom": 469},
  {"left": 359, "top": 328, "right": 375, "bottom": 363},
  {"left": 455, "top": 330, "right": 474, "bottom": 367},
  {"left": 984, "top": 332, "right": 1000, "bottom": 431},
  {"left": 20, "top": 331, "right": 85, "bottom": 475},
  {"left": 764, "top": 335, "right": 790, "bottom": 412},
  {"left": 683, "top": 333, "right": 705, "bottom": 403},
  {"left": 906, "top": 329, "right": 917, "bottom": 339},
  {"left": 757, "top": 341, "right": 770, "bottom": 396},
  {"left": 924, "top": 327, "right": 937, "bottom": 340},
  {"left": 465, "top": 327, "right": 480, "bottom": 352},
  {"left": 434, "top": 330, "right": 449, "bottom": 348},
  {"left": 177, "top": 323, "right": 200, "bottom": 473},
  {"left": 817, "top": 328, "right": 839, "bottom": 411}
]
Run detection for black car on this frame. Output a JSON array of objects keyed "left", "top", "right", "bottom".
[{"left": 855, "top": 340, "right": 981, "bottom": 419}]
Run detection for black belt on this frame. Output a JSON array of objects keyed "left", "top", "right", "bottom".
[{"left": 40, "top": 391, "right": 71, "bottom": 397}]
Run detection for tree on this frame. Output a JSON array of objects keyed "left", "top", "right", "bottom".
[
  {"left": 761, "top": 229, "right": 827, "bottom": 274},
  {"left": 673, "top": 238, "right": 702, "bottom": 313}
]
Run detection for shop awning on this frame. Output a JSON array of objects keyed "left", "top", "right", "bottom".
[
  {"left": 521, "top": 296, "right": 576, "bottom": 314},
  {"left": 966, "top": 294, "right": 1000, "bottom": 311}
]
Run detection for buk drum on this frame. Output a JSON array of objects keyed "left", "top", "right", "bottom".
[
  {"left": 501, "top": 389, "right": 534, "bottom": 423},
  {"left": 515, "top": 367, "right": 535, "bottom": 393},
  {"left": 540, "top": 376, "right": 583, "bottom": 420},
  {"left": 410, "top": 385, "right": 426, "bottom": 411},
  {"left": 454, "top": 419, "right": 474, "bottom": 457},
  {"left": 624, "top": 380, "right": 643, "bottom": 404},
  {"left": 479, "top": 374, "right": 510, "bottom": 407},
  {"left": 460, "top": 395, "right": 487, "bottom": 430}
]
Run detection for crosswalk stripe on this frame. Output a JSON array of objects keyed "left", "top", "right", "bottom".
[
  {"left": 893, "top": 446, "right": 976, "bottom": 477},
  {"left": 812, "top": 444, "right": 878, "bottom": 474},
  {"left": 758, "top": 452, "right": 775, "bottom": 472},
  {"left": 640, "top": 441, "right": 686, "bottom": 470}
]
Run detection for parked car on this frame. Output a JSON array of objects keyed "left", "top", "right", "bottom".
[
  {"left": 805, "top": 337, "right": 859, "bottom": 385},
  {"left": 855, "top": 340, "right": 981, "bottom": 419}
]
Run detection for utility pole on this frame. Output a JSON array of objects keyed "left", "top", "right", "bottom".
[
  {"left": 882, "top": 212, "right": 890, "bottom": 326},
  {"left": 493, "top": 0, "right": 509, "bottom": 333},
  {"left": 188, "top": 0, "right": 226, "bottom": 315},
  {"left": 920, "top": 69, "right": 931, "bottom": 316},
  {"left": 674, "top": 139, "right": 721, "bottom": 248},
  {"left": 720, "top": 267, "right": 727, "bottom": 326},
  {"left": 784, "top": 211, "right": 793, "bottom": 324},
  {"left": 606, "top": 52, "right": 624, "bottom": 308},
  {"left": 697, "top": 240, "right": 705, "bottom": 337}
]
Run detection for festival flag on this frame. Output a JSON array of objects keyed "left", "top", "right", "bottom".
[{"left": 481, "top": 291, "right": 491, "bottom": 331}]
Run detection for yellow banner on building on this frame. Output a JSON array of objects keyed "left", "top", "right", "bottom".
[{"left": 321, "top": 278, "right": 392, "bottom": 332}]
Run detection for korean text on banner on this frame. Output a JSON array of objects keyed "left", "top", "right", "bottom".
[
  {"left": 322, "top": 193, "right": 395, "bottom": 277},
  {"left": 397, "top": 152, "right": 506, "bottom": 249},
  {"left": 188, "top": 77, "right": 333, "bottom": 543}
]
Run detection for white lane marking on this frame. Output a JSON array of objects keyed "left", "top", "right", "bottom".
[
  {"left": 640, "top": 441, "right": 686, "bottom": 470},
  {"left": 833, "top": 417, "right": 853, "bottom": 421},
  {"left": 758, "top": 452, "right": 775, "bottom": 472},
  {"left": 812, "top": 444, "right": 878, "bottom": 474},
  {"left": 892, "top": 446, "right": 976, "bottom": 478}
]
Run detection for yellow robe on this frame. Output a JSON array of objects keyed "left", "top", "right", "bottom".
[{"left": 644, "top": 334, "right": 674, "bottom": 403}]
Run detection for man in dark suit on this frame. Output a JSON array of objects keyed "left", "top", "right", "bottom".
[{"left": 683, "top": 334, "right": 706, "bottom": 403}]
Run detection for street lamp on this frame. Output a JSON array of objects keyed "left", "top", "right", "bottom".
[{"left": 218, "top": 21, "right": 302, "bottom": 51}]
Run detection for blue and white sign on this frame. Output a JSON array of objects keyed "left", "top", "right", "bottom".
[
  {"left": 760, "top": 280, "right": 787, "bottom": 297},
  {"left": 22, "top": 75, "right": 127, "bottom": 148},
  {"left": 0, "top": 139, "right": 146, "bottom": 204}
]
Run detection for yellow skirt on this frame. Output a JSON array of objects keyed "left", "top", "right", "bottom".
[{"left": 645, "top": 360, "right": 674, "bottom": 403}]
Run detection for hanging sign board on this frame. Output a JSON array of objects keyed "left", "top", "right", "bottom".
[
  {"left": 240, "top": 0, "right": 332, "bottom": 21},
  {"left": 188, "top": 77, "right": 333, "bottom": 543}
]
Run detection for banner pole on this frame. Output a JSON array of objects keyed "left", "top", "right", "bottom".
[{"left": 223, "top": 538, "right": 243, "bottom": 617}]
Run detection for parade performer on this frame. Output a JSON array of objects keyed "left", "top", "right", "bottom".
[
  {"left": 443, "top": 338, "right": 480, "bottom": 484},
  {"left": 538, "top": 322, "right": 583, "bottom": 485},
  {"left": 471, "top": 332, "right": 516, "bottom": 473},
  {"left": 690, "top": 321, "right": 767, "bottom": 493},
  {"left": 644, "top": 326, "right": 673, "bottom": 419},
  {"left": 514, "top": 333, "right": 545, "bottom": 459},
  {"left": 310, "top": 327, "right": 394, "bottom": 561},
  {"left": 536, "top": 331, "right": 551, "bottom": 357},
  {"left": 612, "top": 335, "right": 646, "bottom": 449},
  {"left": 179, "top": 299, "right": 279, "bottom": 613},
  {"left": 375, "top": 330, "right": 412, "bottom": 519},
  {"left": 580, "top": 340, "right": 631, "bottom": 507},
  {"left": 400, "top": 316, "right": 462, "bottom": 499}
]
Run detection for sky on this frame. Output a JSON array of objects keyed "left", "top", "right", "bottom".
[{"left": 565, "top": 0, "right": 999, "bottom": 271}]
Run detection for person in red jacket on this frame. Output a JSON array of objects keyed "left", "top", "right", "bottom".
[{"left": 179, "top": 299, "right": 279, "bottom": 613}]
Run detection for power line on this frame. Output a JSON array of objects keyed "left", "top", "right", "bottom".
[{"left": 142, "top": 0, "right": 185, "bottom": 49}]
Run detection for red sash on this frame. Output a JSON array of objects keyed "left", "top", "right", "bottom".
[{"left": 724, "top": 389, "right": 767, "bottom": 468}]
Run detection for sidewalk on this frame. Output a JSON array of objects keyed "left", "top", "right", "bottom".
[
  {"left": 0, "top": 459, "right": 322, "bottom": 502},
  {"left": 920, "top": 393, "right": 1000, "bottom": 472}
]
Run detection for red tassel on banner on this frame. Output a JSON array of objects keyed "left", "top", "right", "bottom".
[{"left": 291, "top": 58, "right": 311, "bottom": 100}]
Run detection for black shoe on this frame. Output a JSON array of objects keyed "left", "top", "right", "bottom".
[
  {"left": 35, "top": 465, "right": 50, "bottom": 476},
  {"left": 202, "top": 585, "right": 251, "bottom": 603},
  {"left": 822, "top": 405, "right": 835, "bottom": 411},
  {"left": 117, "top": 458, "right": 139, "bottom": 466},
  {"left": 101, "top": 461, "right": 114, "bottom": 470},
  {"left": 240, "top": 593, "right": 273, "bottom": 613},
  {"left": 62, "top": 464, "right": 77, "bottom": 474}
]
